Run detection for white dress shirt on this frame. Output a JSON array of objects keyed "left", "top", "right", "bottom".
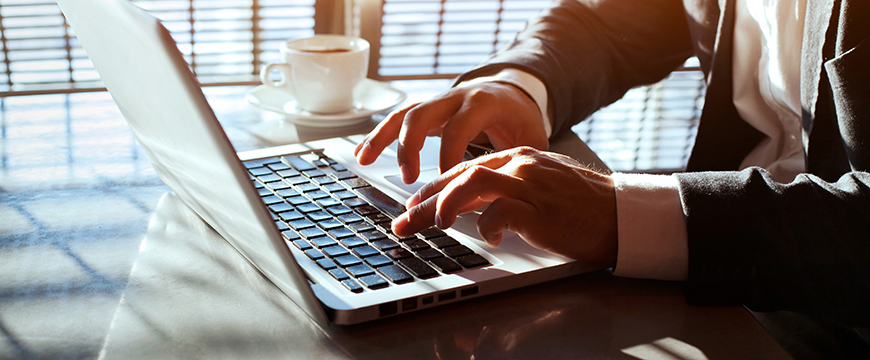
[{"left": 465, "top": 0, "right": 808, "bottom": 281}]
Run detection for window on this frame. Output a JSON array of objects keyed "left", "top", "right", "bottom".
[
  {"left": 0, "top": 0, "right": 554, "bottom": 95},
  {"left": 0, "top": 0, "right": 320, "bottom": 95}
]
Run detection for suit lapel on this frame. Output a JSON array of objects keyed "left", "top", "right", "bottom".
[
  {"left": 800, "top": 0, "right": 835, "bottom": 146},
  {"left": 686, "top": 0, "right": 764, "bottom": 172}
]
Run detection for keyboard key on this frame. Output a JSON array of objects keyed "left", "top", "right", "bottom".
[
  {"left": 339, "top": 236, "right": 367, "bottom": 248},
  {"left": 332, "top": 191, "right": 357, "bottom": 200},
  {"left": 405, "top": 239, "right": 431, "bottom": 251},
  {"left": 268, "top": 202, "right": 294, "bottom": 213},
  {"left": 322, "top": 245, "right": 350, "bottom": 258},
  {"left": 372, "top": 239, "right": 400, "bottom": 251},
  {"left": 291, "top": 239, "right": 311, "bottom": 250},
  {"left": 296, "top": 203, "right": 321, "bottom": 213},
  {"left": 288, "top": 218, "right": 315, "bottom": 230},
  {"left": 303, "top": 169, "right": 326, "bottom": 178},
  {"left": 279, "top": 210, "right": 304, "bottom": 222},
  {"left": 296, "top": 183, "right": 319, "bottom": 193},
  {"left": 429, "top": 236, "right": 460, "bottom": 249},
  {"left": 416, "top": 248, "right": 444, "bottom": 260},
  {"left": 358, "top": 274, "right": 389, "bottom": 289},
  {"left": 287, "top": 196, "right": 312, "bottom": 206},
  {"left": 328, "top": 268, "right": 350, "bottom": 281},
  {"left": 331, "top": 164, "right": 347, "bottom": 172},
  {"left": 366, "top": 212, "right": 392, "bottom": 225},
  {"left": 311, "top": 176, "right": 335, "bottom": 186},
  {"left": 352, "top": 245, "right": 380, "bottom": 258},
  {"left": 316, "top": 258, "right": 337, "bottom": 270},
  {"left": 249, "top": 167, "right": 272, "bottom": 176},
  {"left": 276, "top": 189, "right": 299, "bottom": 199},
  {"left": 341, "top": 177, "right": 370, "bottom": 189},
  {"left": 307, "top": 211, "right": 333, "bottom": 222},
  {"left": 277, "top": 169, "right": 300, "bottom": 178},
  {"left": 329, "top": 227, "right": 355, "bottom": 239},
  {"left": 253, "top": 181, "right": 265, "bottom": 189},
  {"left": 346, "top": 264, "right": 375, "bottom": 277},
  {"left": 324, "top": 183, "right": 346, "bottom": 193},
  {"left": 419, "top": 227, "right": 447, "bottom": 239},
  {"left": 360, "top": 230, "right": 388, "bottom": 242},
  {"left": 267, "top": 162, "right": 292, "bottom": 171},
  {"left": 244, "top": 157, "right": 280, "bottom": 169},
  {"left": 343, "top": 197, "right": 368, "bottom": 207},
  {"left": 258, "top": 174, "right": 281, "bottom": 183},
  {"left": 304, "top": 248, "right": 324, "bottom": 260},
  {"left": 398, "top": 258, "right": 439, "bottom": 279},
  {"left": 318, "top": 219, "right": 344, "bottom": 230},
  {"left": 365, "top": 254, "right": 393, "bottom": 268},
  {"left": 275, "top": 221, "right": 290, "bottom": 231},
  {"left": 377, "top": 265, "right": 414, "bottom": 284},
  {"left": 317, "top": 197, "right": 342, "bottom": 208},
  {"left": 283, "top": 155, "right": 316, "bottom": 171},
  {"left": 385, "top": 248, "right": 412, "bottom": 260},
  {"left": 456, "top": 254, "right": 490, "bottom": 268},
  {"left": 327, "top": 205, "right": 352, "bottom": 216},
  {"left": 385, "top": 229, "right": 416, "bottom": 242},
  {"left": 339, "top": 213, "right": 366, "bottom": 225},
  {"left": 308, "top": 190, "right": 330, "bottom": 200},
  {"left": 429, "top": 257, "right": 462, "bottom": 274},
  {"left": 341, "top": 278, "right": 363, "bottom": 293},
  {"left": 301, "top": 228, "right": 326, "bottom": 239},
  {"left": 285, "top": 176, "right": 310, "bottom": 185},
  {"left": 310, "top": 236, "right": 337, "bottom": 248},
  {"left": 334, "top": 254, "right": 363, "bottom": 267},
  {"left": 270, "top": 181, "right": 291, "bottom": 190},
  {"left": 355, "top": 205, "right": 380, "bottom": 216},
  {"left": 442, "top": 245, "right": 473, "bottom": 258},
  {"left": 355, "top": 186, "right": 407, "bottom": 218},
  {"left": 334, "top": 170, "right": 356, "bottom": 180},
  {"left": 262, "top": 195, "right": 283, "bottom": 205},
  {"left": 281, "top": 230, "right": 301, "bottom": 241}
]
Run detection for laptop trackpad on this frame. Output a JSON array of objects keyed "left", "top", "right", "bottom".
[{"left": 383, "top": 167, "right": 439, "bottom": 197}]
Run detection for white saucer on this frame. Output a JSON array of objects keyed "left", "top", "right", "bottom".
[{"left": 245, "top": 79, "right": 407, "bottom": 128}]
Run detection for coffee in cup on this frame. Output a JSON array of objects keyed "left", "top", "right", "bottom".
[{"left": 260, "top": 35, "right": 370, "bottom": 114}]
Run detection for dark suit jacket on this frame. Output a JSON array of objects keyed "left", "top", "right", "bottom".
[{"left": 457, "top": 0, "right": 870, "bottom": 325}]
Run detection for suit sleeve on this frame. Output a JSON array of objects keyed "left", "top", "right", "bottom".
[
  {"left": 676, "top": 169, "right": 870, "bottom": 326},
  {"left": 454, "top": 0, "right": 695, "bottom": 137}
]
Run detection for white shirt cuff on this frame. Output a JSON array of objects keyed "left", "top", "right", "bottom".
[
  {"left": 611, "top": 173, "right": 688, "bottom": 281},
  {"left": 456, "top": 68, "right": 553, "bottom": 138}
]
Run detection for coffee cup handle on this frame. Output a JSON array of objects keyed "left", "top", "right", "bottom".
[{"left": 260, "top": 63, "right": 294, "bottom": 95}]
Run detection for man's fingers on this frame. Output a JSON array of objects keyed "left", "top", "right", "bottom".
[
  {"left": 411, "top": 152, "right": 513, "bottom": 207},
  {"left": 392, "top": 193, "right": 486, "bottom": 238},
  {"left": 356, "top": 103, "right": 416, "bottom": 165},
  {"left": 476, "top": 197, "right": 538, "bottom": 248},
  {"left": 397, "top": 96, "right": 464, "bottom": 183},
  {"left": 437, "top": 102, "right": 489, "bottom": 174},
  {"left": 391, "top": 194, "right": 439, "bottom": 237},
  {"left": 435, "top": 165, "right": 528, "bottom": 229}
]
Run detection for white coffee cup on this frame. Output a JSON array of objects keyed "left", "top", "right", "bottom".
[{"left": 260, "top": 35, "right": 370, "bottom": 114}]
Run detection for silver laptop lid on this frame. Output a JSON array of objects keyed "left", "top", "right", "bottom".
[{"left": 57, "top": 0, "right": 328, "bottom": 325}]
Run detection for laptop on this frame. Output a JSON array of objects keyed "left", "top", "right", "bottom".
[{"left": 57, "top": 0, "right": 607, "bottom": 325}]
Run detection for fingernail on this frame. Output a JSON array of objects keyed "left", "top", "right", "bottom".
[
  {"left": 400, "top": 163, "right": 412, "bottom": 184},
  {"left": 435, "top": 214, "right": 443, "bottom": 229},
  {"left": 405, "top": 193, "right": 420, "bottom": 208},
  {"left": 356, "top": 141, "right": 371, "bottom": 163}
]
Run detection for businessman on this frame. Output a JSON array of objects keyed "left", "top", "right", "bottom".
[{"left": 357, "top": 0, "right": 870, "bottom": 356}]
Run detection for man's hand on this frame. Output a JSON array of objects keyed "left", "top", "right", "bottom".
[
  {"left": 391, "top": 147, "right": 618, "bottom": 265},
  {"left": 354, "top": 82, "right": 548, "bottom": 184}
]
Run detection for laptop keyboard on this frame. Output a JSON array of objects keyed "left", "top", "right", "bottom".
[{"left": 243, "top": 151, "right": 490, "bottom": 294}]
